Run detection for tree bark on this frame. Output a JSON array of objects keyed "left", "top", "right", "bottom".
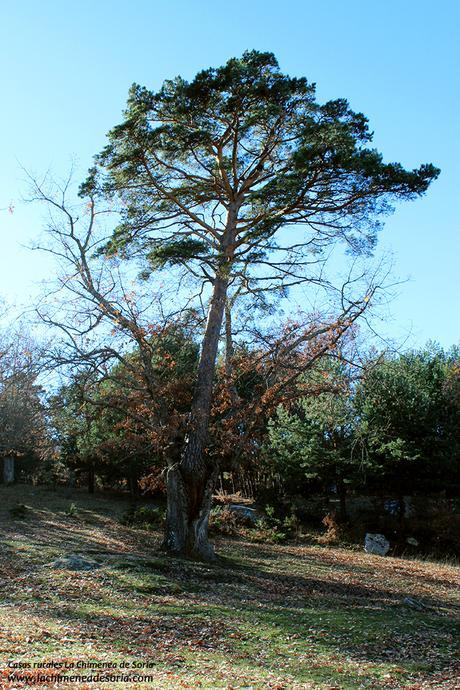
[
  {"left": 163, "top": 271, "right": 230, "bottom": 559},
  {"left": 162, "top": 197, "right": 240, "bottom": 559},
  {"left": 163, "top": 463, "right": 217, "bottom": 560},
  {"left": 163, "top": 249, "right": 235, "bottom": 560},
  {"left": 183, "top": 273, "right": 229, "bottom": 470}
]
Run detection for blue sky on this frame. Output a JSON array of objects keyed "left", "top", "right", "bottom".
[{"left": 1, "top": 0, "right": 458, "bottom": 348}]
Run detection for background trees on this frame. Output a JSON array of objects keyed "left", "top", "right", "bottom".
[
  {"left": 0, "top": 331, "right": 48, "bottom": 483},
  {"left": 266, "top": 357, "right": 360, "bottom": 519},
  {"left": 44, "top": 342, "right": 460, "bottom": 521},
  {"left": 355, "top": 345, "right": 460, "bottom": 499},
  {"left": 260, "top": 345, "right": 460, "bottom": 519}
]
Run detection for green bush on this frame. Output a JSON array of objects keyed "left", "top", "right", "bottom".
[
  {"left": 66, "top": 502, "right": 79, "bottom": 517},
  {"left": 121, "top": 505, "right": 164, "bottom": 530},
  {"left": 249, "top": 504, "right": 300, "bottom": 544}
]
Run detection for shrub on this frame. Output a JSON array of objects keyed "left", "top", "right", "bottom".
[
  {"left": 317, "top": 511, "right": 358, "bottom": 546},
  {"left": 209, "top": 506, "right": 242, "bottom": 536},
  {"left": 66, "top": 502, "right": 79, "bottom": 517},
  {"left": 317, "top": 512, "right": 343, "bottom": 544},
  {"left": 121, "top": 505, "right": 164, "bottom": 529},
  {"left": 249, "top": 505, "right": 300, "bottom": 544}
]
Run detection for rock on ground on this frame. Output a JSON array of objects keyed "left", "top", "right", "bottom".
[
  {"left": 50, "top": 554, "right": 102, "bottom": 571},
  {"left": 364, "top": 533, "right": 390, "bottom": 556},
  {"left": 228, "top": 504, "right": 259, "bottom": 524}
]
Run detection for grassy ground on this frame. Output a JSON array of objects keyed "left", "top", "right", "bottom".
[{"left": 0, "top": 485, "right": 458, "bottom": 690}]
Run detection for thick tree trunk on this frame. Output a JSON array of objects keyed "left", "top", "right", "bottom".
[
  {"left": 163, "top": 464, "right": 217, "bottom": 560},
  {"left": 163, "top": 271, "right": 230, "bottom": 559},
  {"left": 162, "top": 200, "right": 240, "bottom": 559},
  {"left": 183, "top": 273, "right": 229, "bottom": 471}
]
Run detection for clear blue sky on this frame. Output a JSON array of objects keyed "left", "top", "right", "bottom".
[{"left": 1, "top": 0, "right": 458, "bottom": 348}]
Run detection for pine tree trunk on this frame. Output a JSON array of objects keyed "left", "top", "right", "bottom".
[
  {"left": 163, "top": 272, "right": 230, "bottom": 559},
  {"left": 162, "top": 198, "right": 240, "bottom": 559},
  {"left": 163, "top": 464, "right": 217, "bottom": 560}
]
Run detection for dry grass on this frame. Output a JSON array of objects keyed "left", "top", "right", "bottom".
[{"left": 0, "top": 485, "right": 459, "bottom": 689}]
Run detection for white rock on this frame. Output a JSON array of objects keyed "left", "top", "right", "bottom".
[
  {"left": 228, "top": 504, "right": 259, "bottom": 524},
  {"left": 364, "top": 533, "right": 390, "bottom": 556}
]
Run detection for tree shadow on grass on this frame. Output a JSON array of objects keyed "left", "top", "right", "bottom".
[
  {"left": 0, "top": 506, "right": 160, "bottom": 562},
  {"left": 0, "top": 498, "right": 459, "bottom": 688}
]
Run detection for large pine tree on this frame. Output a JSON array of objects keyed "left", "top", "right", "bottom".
[{"left": 81, "top": 51, "right": 438, "bottom": 559}]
